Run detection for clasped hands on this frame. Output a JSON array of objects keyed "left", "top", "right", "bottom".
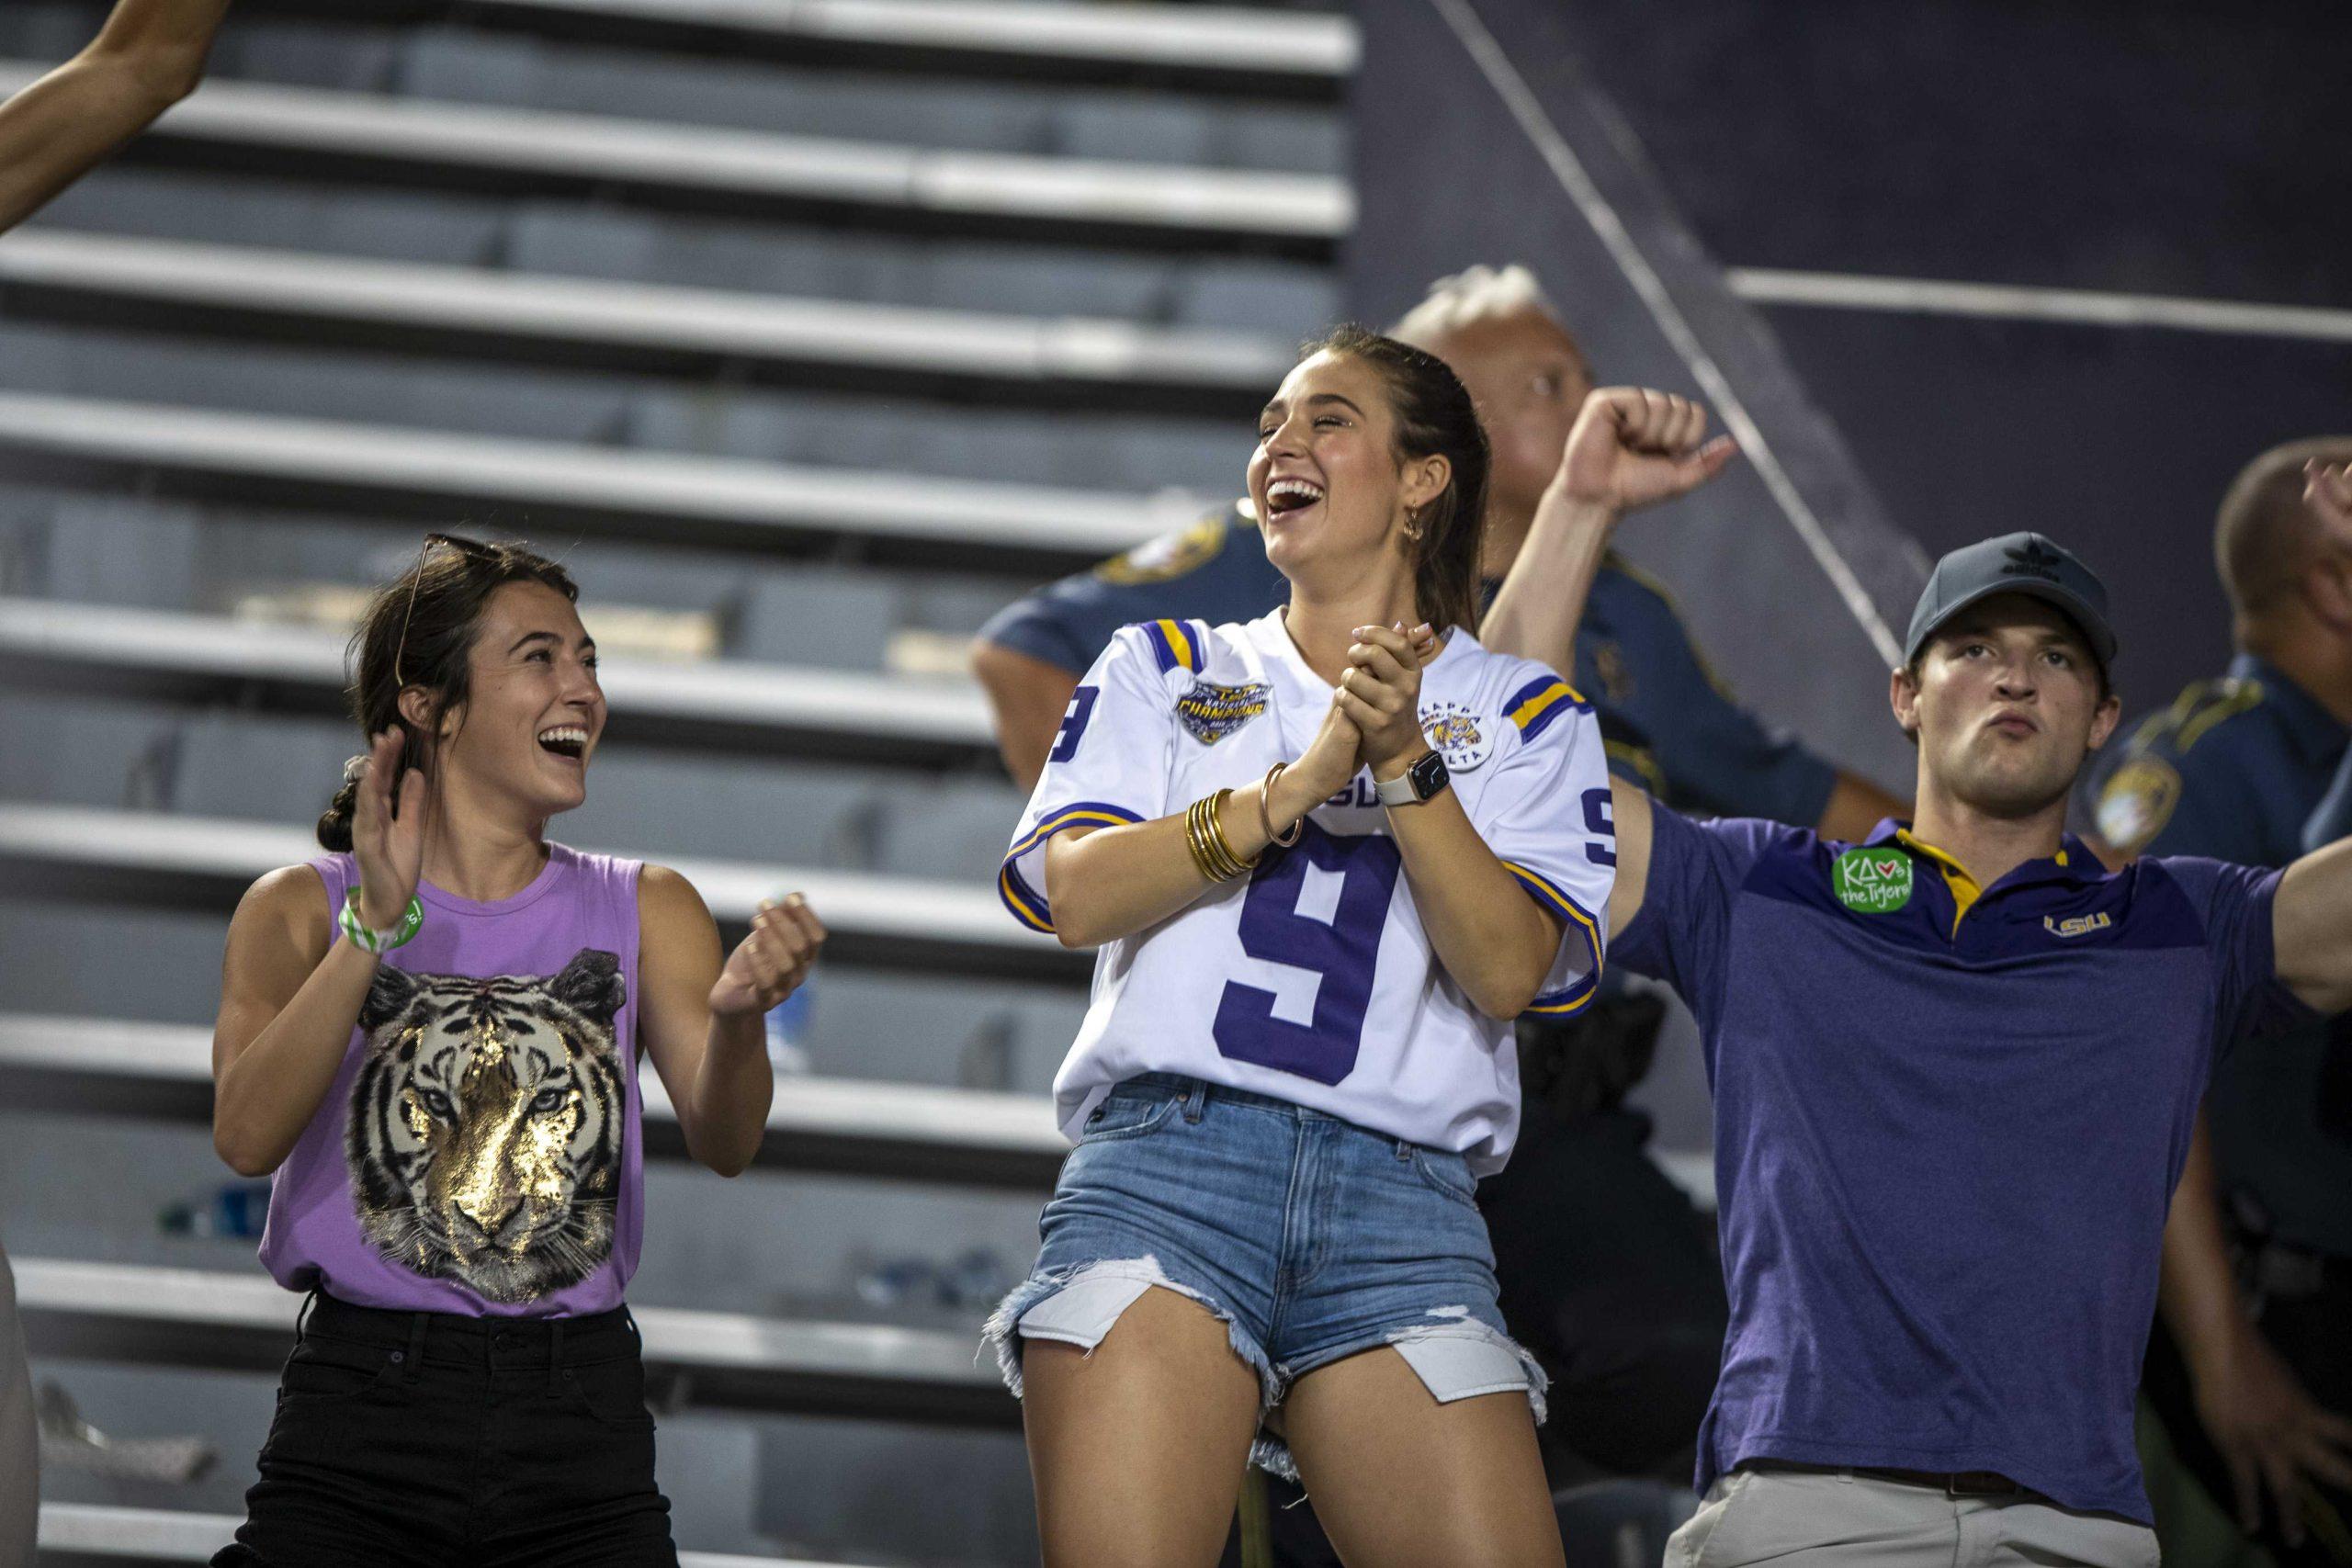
[{"left": 1285, "top": 623, "right": 1444, "bottom": 809}]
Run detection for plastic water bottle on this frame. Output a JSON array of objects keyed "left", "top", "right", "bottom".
[
  {"left": 764, "top": 983, "right": 813, "bottom": 1075},
  {"left": 159, "top": 1181, "right": 271, "bottom": 1239}
]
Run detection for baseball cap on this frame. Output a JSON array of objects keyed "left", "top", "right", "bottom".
[{"left": 1903, "top": 532, "right": 2117, "bottom": 671}]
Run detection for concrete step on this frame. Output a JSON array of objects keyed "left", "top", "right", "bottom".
[
  {"left": 0, "top": 1013, "right": 1067, "bottom": 1189},
  {"left": 0, "top": 391, "right": 1200, "bottom": 576},
  {"left": 0, "top": 230, "right": 1289, "bottom": 415},
  {"left": 0, "top": 62, "right": 1350, "bottom": 255},
  {"left": 0, "top": 801, "right": 1081, "bottom": 984},
  {"left": 14, "top": 1257, "right": 1011, "bottom": 1425},
  {"left": 0, "top": 596, "right": 1001, "bottom": 769}
]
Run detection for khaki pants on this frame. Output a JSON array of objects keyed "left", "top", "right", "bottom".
[{"left": 1667, "top": 1464, "right": 2161, "bottom": 1568}]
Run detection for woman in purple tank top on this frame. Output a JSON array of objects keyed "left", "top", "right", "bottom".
[{"left": 206, "top": 535, "right": 826, "bottom": 1568}]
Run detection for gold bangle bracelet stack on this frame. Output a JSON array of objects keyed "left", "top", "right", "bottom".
[{"left": 1185, "top": 789, "right": 1254, "bottom": 883}]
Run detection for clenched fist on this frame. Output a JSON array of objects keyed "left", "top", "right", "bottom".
[
  {"left": 1552, "top": 386, "right": 1738, "bottom": 516},
  {"left": 709, "top": 893, "right": 824, "bottom": 1019}
]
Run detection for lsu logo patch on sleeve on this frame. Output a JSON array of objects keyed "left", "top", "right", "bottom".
[
  {"left": 2095, "top": 755, "right": 2182, "bottom": 856},
  {"left": 1418, "top": 699, "right": 1493, "bottom": 771}
]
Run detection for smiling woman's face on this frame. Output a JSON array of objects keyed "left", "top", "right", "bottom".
[
  {"left": 1247, "top": 349, "right": 1444, "bottom": 594},
  {"left": 421, "top": 581, "right": 606, "bottom": 822}
]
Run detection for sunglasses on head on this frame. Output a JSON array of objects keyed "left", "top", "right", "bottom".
[{"left": 391, "top": 532, "right": 498, "bottom": 691}]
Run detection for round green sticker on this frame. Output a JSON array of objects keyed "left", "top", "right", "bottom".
[{"left": 1833, "top": 847, "right": 1914, "bottom": 914}]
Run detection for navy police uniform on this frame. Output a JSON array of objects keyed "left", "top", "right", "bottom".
[{"left": 2087, "top": 653, "right": 2352, "bottom": 1564}]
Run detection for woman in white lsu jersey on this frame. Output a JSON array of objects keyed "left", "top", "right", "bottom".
[{"left": 985, "top": 324, "right": 1613, "bottom": 1567}]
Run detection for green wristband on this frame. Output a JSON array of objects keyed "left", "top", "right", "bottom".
[{"left": 341, "top": 891, "right": 424, "bottom": 953}]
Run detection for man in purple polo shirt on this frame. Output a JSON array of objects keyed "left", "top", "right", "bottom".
[{"left": 1577, "top": 533, "right": 2352, "bottom": 1566}]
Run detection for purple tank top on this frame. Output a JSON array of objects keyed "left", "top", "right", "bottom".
[{"left": 258, "top": 846, "right": 646, "bottom": 1316}]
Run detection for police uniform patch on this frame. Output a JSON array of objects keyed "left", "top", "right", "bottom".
[
  {"left": 1589, "top": 641, "right": 1633, "bottom": 705},
  {"left": 1175, "top": 680, "right": 1270, "bottom": 744},
  {"left": 1419, "top": 699, "right": 1494, "bottom": 772},
  {"left": 2096, "top": 756, "right": 2183, "bottom": 855},
  {"left": 1095, "top": 513, "right": 1231, "bottom": 586}
]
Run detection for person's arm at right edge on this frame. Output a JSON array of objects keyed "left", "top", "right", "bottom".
[
  {"left": 0, "top": 0, "right": 232, "bottom": 233},
  {"left": 2301, "top": 463, "right": 2352, "bottom": 860},
  {"left": 2271, "top": 464, "right": 2352, "bottom": 1019},
  {"left": 2158, "top": 1116, "right": 2352, "bottom": 1548},
  {"left": 1481, "top": 387, "right": 1736, "bottom": 683}
]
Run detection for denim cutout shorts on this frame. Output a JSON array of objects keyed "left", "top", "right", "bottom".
[{"left": 984, "top": 1074, "right": 1545, "bottom": 1480}]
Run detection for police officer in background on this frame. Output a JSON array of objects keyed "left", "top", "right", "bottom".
[
  {"left": 2087, "top": 442, "right": 2352, "bottom": 1564},
  {"left": 972, "top": 267, "right": 1908, "bottom": 1519}
]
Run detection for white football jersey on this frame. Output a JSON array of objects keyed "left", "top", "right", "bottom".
[{"left": 1001, "top": 609, "right": 1616, "bottom": 1173}]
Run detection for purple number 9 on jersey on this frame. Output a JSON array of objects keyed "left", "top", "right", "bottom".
[{"left": 1212, "top": 821, "right": 1403, "bottom": 1086}]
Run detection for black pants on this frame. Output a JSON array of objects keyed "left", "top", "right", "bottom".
[{"left": 213, "top": 1291, "right": 677, "bottom": 1568}]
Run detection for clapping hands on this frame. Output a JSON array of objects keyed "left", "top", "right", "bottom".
[
  {"left": 350, "top": 728, "right": 427, "bottom": 931},
  {"left": 1338, "top": 622, "right": 1442, "bottom": 778},
  {"left": 708, "top": 894, "right": 826, "bottom": 1020}
]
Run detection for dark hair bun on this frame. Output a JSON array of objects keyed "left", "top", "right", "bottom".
[{"left": 316, "top": 755, "right": 367, "bottom": 852}]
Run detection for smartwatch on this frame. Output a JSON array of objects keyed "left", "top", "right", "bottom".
[{"left": 1374, "top": 750, "right": 1450, "bottom": 807}]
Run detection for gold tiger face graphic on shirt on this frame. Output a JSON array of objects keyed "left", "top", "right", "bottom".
[{"left": 348, "top": 949, "right": 627, "bottom": 1303}]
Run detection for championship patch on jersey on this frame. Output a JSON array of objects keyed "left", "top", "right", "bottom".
[
  {"left": 1175, "top": 679, "right": 1271, "bottom": 744},
  {"left": 1418, "top": 699, "right": 1494, "bottom": 772},
  {"left": 1095, "top": 513, "right": 1230, "bottom": 585},
  {"left": 2096, "top": 756, "right": 2182, "bottom": 855}
]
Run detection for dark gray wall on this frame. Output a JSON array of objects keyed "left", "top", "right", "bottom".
[
  {"left": 1348, "top": 0, "right": 1927, "bottom": 795},
  {"left": 1349, "top": 0, "right": 2350, "bottom": 750}
]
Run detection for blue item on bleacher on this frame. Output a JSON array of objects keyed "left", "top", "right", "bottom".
[
  {"left": 158, "top": 1181, "right": 272, "bottom": 1240},
  {"left": 764, "top": 983, "right": 814, "bottom": 1076}
]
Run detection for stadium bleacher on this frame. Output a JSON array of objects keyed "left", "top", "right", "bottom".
[
  {"left": 0, "top": 1013, "right": 1070, "bottom": 1189},
  {"left": 0, "top": 596, "right": 1004, "bottom": 767},
  {"left": 16, "top": 1257, "right": 1007, "bottom": 1424},
  {"left": 0, "top": 0, "right": 1353, "bottom": 1558}
]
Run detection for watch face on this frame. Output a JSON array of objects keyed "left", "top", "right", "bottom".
[{"left": 1409, "top": 750, "right": 1449, "bottom": 799}]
